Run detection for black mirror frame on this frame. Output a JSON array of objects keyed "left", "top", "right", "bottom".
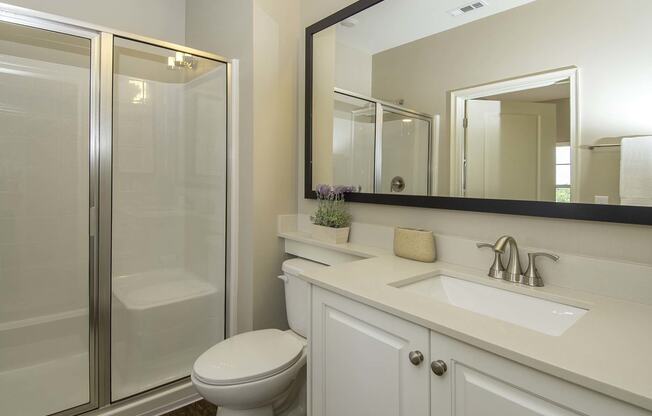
[{"left": 305, "top": 0, "right": 652, "bottom": 226}]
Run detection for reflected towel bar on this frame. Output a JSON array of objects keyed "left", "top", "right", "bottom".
[{"left": 587, "top": 144, "right": 621, "bottom": 150}]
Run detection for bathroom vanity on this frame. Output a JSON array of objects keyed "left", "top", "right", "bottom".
[
  {"left": 278, "top": 217, "right": 652, "bottom": 416},
  {"left": 311, "top": 284, "right": 648, "bottom": 416},
  {"left": 307, "top": 260, "right": 652, "bottom": 416}
]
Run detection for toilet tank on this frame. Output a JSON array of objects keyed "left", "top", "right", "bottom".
[{"left": 280, "top": 258, "right": 327, "bottom": 337}]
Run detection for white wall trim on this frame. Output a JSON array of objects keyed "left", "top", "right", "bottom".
[
  {"left": 227, "top": 59, "right": 240, "bottom": 337},
  {"left": 431, "top": 114, "right": 441, "bottom": 196},
  {"left": 449, "top": 66, "right": 580, "bottom": 200}
]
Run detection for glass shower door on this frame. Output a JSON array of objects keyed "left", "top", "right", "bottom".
[
  {"left": 0, "top": 20, "right": 95, "bottom": 416},
  {"left": 111, "top": 37, "right": 227, "bottom": 400}
]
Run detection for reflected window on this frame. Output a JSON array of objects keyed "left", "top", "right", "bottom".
[{"left": 556, "top": 144, "right": 571, "bottom": 202}]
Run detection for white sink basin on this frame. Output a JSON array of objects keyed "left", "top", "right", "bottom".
[{"left": 397, "top": 275, "right": 587, "bottom": 336}]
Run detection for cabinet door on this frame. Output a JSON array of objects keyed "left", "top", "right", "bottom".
[
  {"left": 430, "top": 331, "right": 651, "bottom": 416},
  {"left": 311, "top": 287, "right": 430, "bottom": 416}
]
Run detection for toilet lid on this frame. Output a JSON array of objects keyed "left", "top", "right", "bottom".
[{"left": 193, "top": 329, "right": 304, "bottom": 386}]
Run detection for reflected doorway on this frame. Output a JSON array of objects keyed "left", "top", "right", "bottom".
[{"left": 450, "top": 68, "right": 578, "bottom": 202}]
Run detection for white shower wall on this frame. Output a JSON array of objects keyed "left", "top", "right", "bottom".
[
  {"left": 0, "top": 55, "right": 88, "bottom": 325},
  {"left": 0, "top": 31, "right": 91, "bottom": 416},
  {"left": 112, "top": 71, "right": 227, "bottom": 286}
]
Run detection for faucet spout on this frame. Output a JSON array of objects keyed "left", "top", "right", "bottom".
[{"left": 493, "top": 235, "right": 522, "bottom": 283}]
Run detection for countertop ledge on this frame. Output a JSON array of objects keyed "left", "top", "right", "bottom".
[
  {"left": 278, "top": 230, "right": 390, "bottom": 258},
  {"left": 283, "top": 234, "right": 652, "bottom": 412}
]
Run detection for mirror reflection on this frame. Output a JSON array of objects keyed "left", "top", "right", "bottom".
[{"left": 311, "top": 0, "right": 652, "bottom": 206}]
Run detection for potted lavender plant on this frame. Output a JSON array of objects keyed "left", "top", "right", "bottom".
[{"left": 311, "top": 184, "right": 356, "bottom": 244}]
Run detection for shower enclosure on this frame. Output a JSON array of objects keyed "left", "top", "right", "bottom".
[
  {"left": 332, "top": 88, "right": 433, "bottom": 195},
  {"left": 0, "top": 5, "right": 231, "bottom": 416}
]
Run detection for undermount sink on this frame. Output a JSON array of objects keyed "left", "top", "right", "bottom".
[{"left": 396, "top": 274, "right": 587, "bottom": 336}]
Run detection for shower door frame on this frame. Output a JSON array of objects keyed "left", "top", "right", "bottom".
[{"left": 0, "top": 3, "right": 235, "bottom": 415}]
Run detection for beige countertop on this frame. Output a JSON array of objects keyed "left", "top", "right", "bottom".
[{"left": 293, "top": 249, "right": 652, "bottom": 412}]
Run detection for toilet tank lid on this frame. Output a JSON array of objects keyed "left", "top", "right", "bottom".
[{"left": 281, "top": 258, "right": 327, "bottom": 277}]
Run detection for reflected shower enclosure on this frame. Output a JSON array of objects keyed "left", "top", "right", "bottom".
[
  {"left": 0, "top": 7, "right": 230, "bottom": 416},
  {"left": 328, "top": 89, "right": 433, "bottom": 195}
]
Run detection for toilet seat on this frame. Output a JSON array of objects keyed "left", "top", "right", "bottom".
[{"left": 193, "top": 329, "right": 304, "bottom": 386}]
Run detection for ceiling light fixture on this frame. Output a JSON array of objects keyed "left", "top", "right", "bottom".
[{"left": 340, "top": 18, "right": 359, "bottom": 28}]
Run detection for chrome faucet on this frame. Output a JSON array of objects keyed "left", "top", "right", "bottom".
[{"left": 477, "top": 235, "right": 559, "bottom": 287}]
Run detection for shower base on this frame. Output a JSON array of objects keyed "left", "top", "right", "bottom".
[{"left": 0, "top": 308, "right": 89, "bottom": 416}]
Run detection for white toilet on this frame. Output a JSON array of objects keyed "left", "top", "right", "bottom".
[{"left": 192, "top": 258, "right": 325, "bottom": 416}]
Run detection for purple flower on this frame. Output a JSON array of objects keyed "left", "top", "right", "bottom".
[
  {"left": 332, "top": 185, "right": 359, "bottom": 195},
  {"left": 315, "top": 184, "right": 333, "bottom": 198},
  {"left": 316, "top": 184, "right": 359, "bottom": 199}
]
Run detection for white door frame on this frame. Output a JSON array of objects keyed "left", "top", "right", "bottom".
[{"left": 449, "top": 66, "right": 579, "bottom": 201}]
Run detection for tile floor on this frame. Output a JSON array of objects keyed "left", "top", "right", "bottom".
[{"left": 163, "top": 400, "right": 216, "bottom": 416}]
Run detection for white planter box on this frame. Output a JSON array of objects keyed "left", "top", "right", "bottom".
[{"left": 311, "top": 224, "right": 350, "bottom": 244}]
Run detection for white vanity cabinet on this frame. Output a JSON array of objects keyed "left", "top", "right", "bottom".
[
  {"left": 311, "top": 286, "right": 431, "bottom": 416},
  {"left": 310, "top": 286, "right": 651, "bottom": 416}
]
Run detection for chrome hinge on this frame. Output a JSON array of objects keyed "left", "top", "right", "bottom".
[{"left": 463, "top": 117, "right": 468, "bottom": 129}]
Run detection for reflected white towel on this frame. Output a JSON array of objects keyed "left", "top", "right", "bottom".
[{"left": 620, "top": 136, "right": 652, "bottom": 206}]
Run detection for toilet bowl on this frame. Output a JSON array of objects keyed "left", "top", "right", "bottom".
[{"left": 192, "top": 258, "right": 326, "bottom": 415}]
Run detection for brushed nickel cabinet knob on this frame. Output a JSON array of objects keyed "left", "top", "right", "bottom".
[
  {"left": 408, "top": 350, "right": 424, "bottom": 366},
  {"left": 431, "top": 360, "right": 448, "bottom": 376}
]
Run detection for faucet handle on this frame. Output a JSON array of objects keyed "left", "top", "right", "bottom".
[
  {"left": 476, "top": 242, "right": 495, "bottom": 250},
  {"left": 522, "top": 252, "right": 559, "bottom": 287},
  {"left": 476, "top": 242, "right": 505, "bottom": 279}
]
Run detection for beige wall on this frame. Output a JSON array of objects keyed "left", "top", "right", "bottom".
[
  {"left": 335, "top": 40, "right": 372, "bottom": 96},
  {"left": 371, "top": 0, "right": 652, "bottom": 204},
  {"left": 4, "top": 0, "right": 186, "bottom": 44},
  {"left": 186, "top": 0, "right": 255, "bottom": 332},
  {"left": 299, "top": 0, "right": 652, "bottom": 267},
  {"left": 550, "top": 99, "right": 570, "bottom": 142},
  {"left": 186, "top": 0, "right": 300, "bottom": 331},
  {"left": 251, "top": 0, "right": 300, "bottom": 330}
]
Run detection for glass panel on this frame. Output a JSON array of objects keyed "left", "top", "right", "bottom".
[
  {"left": 111, "top": 37, "right": 227, "bottom": 400},
  {"left": 556, "top": 187, "right": 571, "bottom": 203},
  {"left": 556, "top": 164, "right": 571, "bottom": 186},
  {"left": 380, "top": 111, "right": 430, "bottom": 195},
  {"left": 332, "top": 92, "right": 375, "bottom": 192},
  {"left": 556, "top": 145, "right": 571, "bottom": 165},
  {"left": 0, "top": 21, "right": 92, "bottom": 415}
]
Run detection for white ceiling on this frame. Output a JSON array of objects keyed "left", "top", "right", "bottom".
[{"left": 335, "top": 0, "right": 536, "bottom": 55}]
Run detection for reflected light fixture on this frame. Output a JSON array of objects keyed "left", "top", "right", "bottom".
[
  {"left": 167, "top": 52, "right": 197, "bottom": 70},
  {"left": 340, "top": 17, "right": 359, "bottom": 28},
  {"left": 128, "top": 79, "right": 147, "bottom": 104}
]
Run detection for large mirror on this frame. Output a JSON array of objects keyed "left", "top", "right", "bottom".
[{"left": 306, "top": 0, "right": 652, "bottom": 224}]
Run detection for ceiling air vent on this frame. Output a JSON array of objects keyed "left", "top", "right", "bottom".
[{"left": 448, "top": 1, "right": 488, "bottom": 17}]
